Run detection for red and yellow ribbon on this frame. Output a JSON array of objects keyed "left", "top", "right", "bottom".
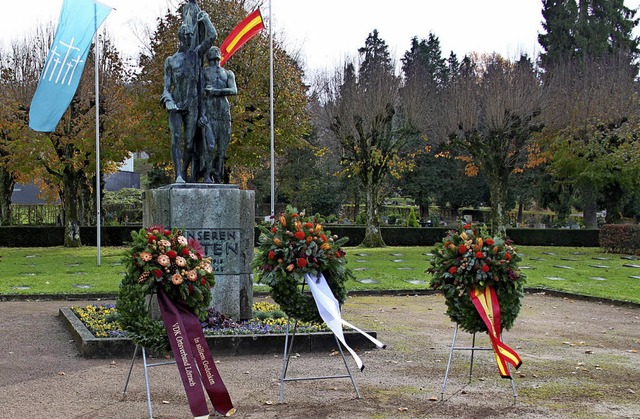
[{"left": 470, "top": 285, "right": 522, "bottom": 378}]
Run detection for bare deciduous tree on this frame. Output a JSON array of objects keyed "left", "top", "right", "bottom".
[
  {"left": 440, "top": 54, "right": 543, "bottom": 237},
  {"left": 541, "top": 54, "right": 640, "bottom": 226},
  {"left": 315, "top": 30, "right": 415, "bottom": 247}
]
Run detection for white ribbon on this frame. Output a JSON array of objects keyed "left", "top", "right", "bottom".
[{"left": 304, "top": 273, "right": 386, "bottom": 371}]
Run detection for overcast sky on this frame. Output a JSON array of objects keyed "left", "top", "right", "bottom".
[{"left": 2, "top": 0, "right": 640, "bottom": 74}]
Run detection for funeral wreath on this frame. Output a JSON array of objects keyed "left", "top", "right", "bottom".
[
  {"left": 428, "top": 224, "right": 526, "bottom": 333},
  {"left": 252, "top": 205, "right": 354, "bottom": 323},
  {"left": 117, "top": 226, "right": 215, "bottom": 352}
]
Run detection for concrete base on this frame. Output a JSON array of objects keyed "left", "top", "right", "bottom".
[{"left": 143, "top": 183, "right": 254, "bottom": 320}]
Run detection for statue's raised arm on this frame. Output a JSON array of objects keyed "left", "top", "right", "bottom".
[{"left": 195, "top": 11, "right": 217, "bottom": 57}]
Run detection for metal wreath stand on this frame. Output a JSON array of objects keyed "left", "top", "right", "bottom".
[
  {"left": 122, "top": 344, "right": 175, "bottom": 419},
  {"left": 278, "top": 280, "right": 361, "bottom": 403},
  {"left": 120, "top": 294, "right": 176, "bottom": 419},
  {"left": 441, "top": 323, "right": 517, "bottom": 403}
]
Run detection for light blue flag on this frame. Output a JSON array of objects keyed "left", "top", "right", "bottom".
[{"left": 29, "top": 0, "right": 112, "bottom": 132}]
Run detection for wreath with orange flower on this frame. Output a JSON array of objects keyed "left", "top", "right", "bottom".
[
  {"left": 116, "top": 226, "right": 215, "bottom": 353},
  {"left": 428, "top": 224, "right": 526, "bottom": 333},
  {"left": 252, "top": 205, "right": 354, "bottom": 323}
]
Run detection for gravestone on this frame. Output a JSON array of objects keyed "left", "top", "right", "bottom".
[{"left": 143, "top": 183, "right": 254, "bottom": 320}]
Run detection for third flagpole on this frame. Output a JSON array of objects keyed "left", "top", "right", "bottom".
[{"left": 269, "top": 0, "right": 275, "bottom": 220}]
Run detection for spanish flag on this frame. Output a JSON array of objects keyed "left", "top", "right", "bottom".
[{"left": 219, "top": 9, "right": 265, "bottom": 66}]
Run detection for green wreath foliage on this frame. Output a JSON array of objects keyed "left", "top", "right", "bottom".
[
  {"left": 266, "top": 265, "right": 350, "bottom": 323},
  {"left": 117, "top": 279, "right": 169, "bottom": 353},
  {"left": 252, "top": 206, "right": 354, "bottom": 323},
  {"left": 428, "top": 224, "right": 526, "bottom": 334},
  {"left": 116, "top": 226, "right": 215, "bottom": 353}
]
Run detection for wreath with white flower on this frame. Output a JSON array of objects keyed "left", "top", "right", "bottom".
[
  {"left": 428, "top": 224, "right": 526, "bottom": 333},
  {"left": 117, "top": 226, "right": 215, "bottom": 353},
  {"left": 252, "top": 206, "right": 354, "bottom": 323}
]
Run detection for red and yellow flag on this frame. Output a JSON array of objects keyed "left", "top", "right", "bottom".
[
  {"left": 470, "top": 286, "right": 522, "bottom": 378},
  {"left": 219, "top": 9, "right": 264, "bottom": 66}
]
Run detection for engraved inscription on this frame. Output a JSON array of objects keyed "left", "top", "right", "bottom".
[{"left": 184, "top": 229, "right": 240, "bottom": 274}]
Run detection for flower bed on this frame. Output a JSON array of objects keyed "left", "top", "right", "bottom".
[
  {"left": 71, "top": 302, "right": 328, "bottom": 338},
  {"left": 61, "top": 302, "right": 379, "bottom": 358}
]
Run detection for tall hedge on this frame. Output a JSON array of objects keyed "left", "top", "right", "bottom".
[
  {"left": 0, "top": 225, "right": 602, "bottom": 247},
  {"left": 600, "top": 224, "right": 640, "bottom": 254}
]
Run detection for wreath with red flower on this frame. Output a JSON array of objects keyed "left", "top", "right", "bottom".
[
  {"left": 117, "top": 226, "right": 215, "bottom": 353},
  {"left": 252, "top": 205, "right": 354, "bottom": 323},
  {"left": 428, "top": 224, "right": 526, "bottom": 333}
]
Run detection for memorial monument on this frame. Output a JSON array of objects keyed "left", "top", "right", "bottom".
[{"left": 144, "top": 0, "right": 254, "bottom": 320}]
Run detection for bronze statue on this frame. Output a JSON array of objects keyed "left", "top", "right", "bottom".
[
  {"left": 200, "top": 46, "right": 237, "bottom": 183},
  {"left": 161, "top": 2, "right": 216, "bottom": 183}
]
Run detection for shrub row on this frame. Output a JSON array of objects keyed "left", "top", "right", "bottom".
[
  {"left": 0, "top": 225, "right": 600, "bottom": 248},
  {"left": 599, "top": 224, "right": 640, "bottom": 254},
  {"left": 327, "top": 226, "right": 600, "bottom": 247},
  {"left": 0, "top": 226, "right": 139, "bottom": 247}
]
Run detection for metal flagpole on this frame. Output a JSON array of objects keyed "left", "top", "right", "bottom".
[
  {"left": 269, "top": 0, "right": 275, "bottom": 219},
  {"left": 94, "top": 4, "right": 101, "bottom": 266}
]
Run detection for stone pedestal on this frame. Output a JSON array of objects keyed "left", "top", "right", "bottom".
[{"left": 143, "top": 184, "right": 254, "bottom": 320}]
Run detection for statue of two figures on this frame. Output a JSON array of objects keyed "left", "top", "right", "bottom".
[{"left": 161, "top": 0, "right": 237, "bottom": 184}]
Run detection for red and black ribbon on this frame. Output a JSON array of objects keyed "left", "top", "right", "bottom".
[{"left": 157, "top": 289, "right": 235, "bottom": 416}]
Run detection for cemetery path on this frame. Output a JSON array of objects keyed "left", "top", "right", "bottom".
[{"left": 0, "top": 293, "right": 638, "bottom": 419}]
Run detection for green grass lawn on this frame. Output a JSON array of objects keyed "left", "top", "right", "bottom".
[
  {"left": 0, "top": 246, "right": 127, "bottom": 295},
  {"left": 337, "top": 245, "right": 640, "bottom": 303},
  {"left": 1, "top": 245, "right": 639, "bottom": 303}
]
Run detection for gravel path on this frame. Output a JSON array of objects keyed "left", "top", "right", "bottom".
[{"left": 0, "top": 292, "right": 639, "bottom": 418}]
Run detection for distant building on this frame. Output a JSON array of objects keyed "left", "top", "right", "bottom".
[
  {"left": 11, "top": 183, "right": 54, "bottom": 205},
  {"left": 104, "top": 171, "right": 140, "bottom": 191},
  {"left": 11, "top": 155, "right": 140, "bottom": 204},
  {"left": 104, "top": 154, "right": 140, "bottom": 191}
]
